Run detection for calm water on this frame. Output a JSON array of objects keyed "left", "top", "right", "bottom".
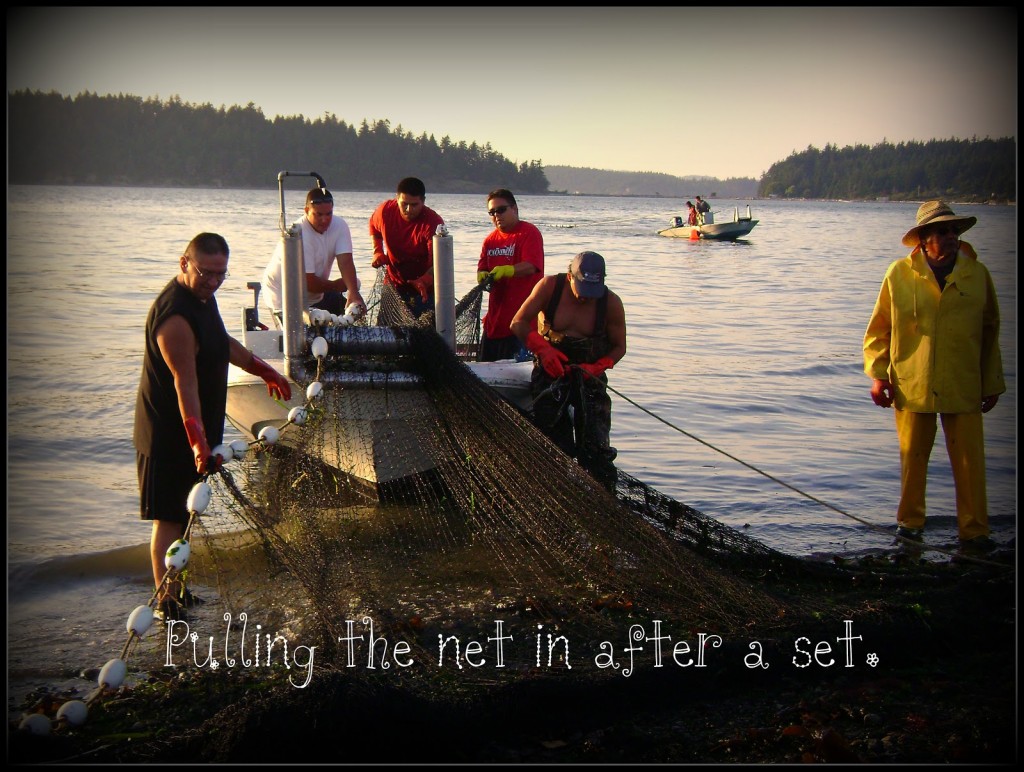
[{"left": 6, "top": 186, "right": 1017, "bottom": 705}]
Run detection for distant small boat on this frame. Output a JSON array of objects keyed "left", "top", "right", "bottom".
[{"left": 658, "top": 205, "right": 759, "bottom": 240}]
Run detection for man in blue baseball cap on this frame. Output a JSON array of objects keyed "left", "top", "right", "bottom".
[{"left": 510, "top": 251, "right": 627, "bottom": 490}]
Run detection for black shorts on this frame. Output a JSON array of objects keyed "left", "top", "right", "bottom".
[{"left": 137, "top": 452, "right": 199, "bottom": 525}]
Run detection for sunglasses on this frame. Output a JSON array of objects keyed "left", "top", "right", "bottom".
[
  {"left": 488, "top": 205, "right": 511, "bottom": 217},
  {"left": 188, "top": 257, "right": 229, "bottom": 283},
  {"left": 924, "top": 225, "right": 958, "bottom": 238}
]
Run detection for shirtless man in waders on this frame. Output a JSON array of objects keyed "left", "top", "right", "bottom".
[{"left": 510, "top": 250, "right": 627, "bottom": 490}]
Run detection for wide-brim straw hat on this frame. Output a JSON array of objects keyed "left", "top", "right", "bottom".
[{"left": 901, "top": 200, "right": 977, "bottom": 247}]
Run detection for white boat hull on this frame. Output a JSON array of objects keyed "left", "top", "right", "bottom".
[
  {"left": 657, "top": 219, "right": 758, "bottom": 240},
  {"left": 226, "top": 347, "right": 533, "bottom": 492},
  {"left": 658, "top": 205, "right": 759, "bottom": 240},
  {"left": 464, "top": 359, "right": 534, "bottom": 410}
]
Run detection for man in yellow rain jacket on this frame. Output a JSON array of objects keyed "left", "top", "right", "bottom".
[{"left": 864, "top": 201, "right": 1004, "bottom": 554}]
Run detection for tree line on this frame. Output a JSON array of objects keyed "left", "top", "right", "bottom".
[
  {"left": 757, "top": 137, "right": 1016, "bottom": 202},
  {"left": 543, "top": 166, "right": 758, "bottom": 198},
  {"left": 8, "top": 90, "right": 1016, "bottom": 202},
  {"left": 7, "top": 90, "right": 550, "bottom": 194}
]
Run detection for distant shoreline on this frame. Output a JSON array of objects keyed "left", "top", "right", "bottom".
[{"left": 7, "top": 182, "right": 1015, "bottom": 205}]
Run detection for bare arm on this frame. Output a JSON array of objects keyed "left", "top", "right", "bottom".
[
  {"left": 228, "top": 336, "right": 253, "bottom": 368},
  {"left": 510, "top": 275, "right": 555, "bottom": 343},
  {"left": 229, "top": 335, "right": 292, "bottom": 401},
  {"left": 335, "top": 252, "right": 365, "bottom": 308},
  {"left": 302, "top": 252, "right": 364, "bottom": 308},
  {"left": 155, "top": 315, "right": 203, "bottom": 430},
  {"left": 160, "top": 326, "right": 264, "bottom": 418},
  {"left": 156, "top": 314, "right": 215, "bottom": 471}
]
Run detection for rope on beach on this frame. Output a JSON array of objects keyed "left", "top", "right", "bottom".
[{"left": 605, "top": 382, "right": 1010, "bottom": 567}]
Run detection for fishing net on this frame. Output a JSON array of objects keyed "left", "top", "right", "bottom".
[
  {"left": 15, "top": 268, "right": 1013, "bottom": 766},
  {"left": 170, "top": 267, "right": 863, "bottom": 682},
  {"left": 44, "top": 266, "right": 1013, "bottom": 765}
]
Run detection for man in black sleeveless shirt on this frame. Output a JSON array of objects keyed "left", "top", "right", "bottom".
[
  {"left": 134, "top": 232, "right": 291, "bottom": 619},
  {"left": 511, "top": 251, "right": 627, "bottom": 490}
]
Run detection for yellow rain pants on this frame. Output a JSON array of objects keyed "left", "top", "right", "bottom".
[{"left": 895, "top": 409, "right": 989, "bottom": 541}]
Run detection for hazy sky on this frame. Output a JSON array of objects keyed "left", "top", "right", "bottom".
[{"left": 7, "top": 7, "right": 1017, "bottom": 180}]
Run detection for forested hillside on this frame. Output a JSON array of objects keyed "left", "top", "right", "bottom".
[
  {"left": 543, "top": 166, "right": 757, "bottom": 198},
  {"left": 7, "top": 90, "right": 549, "bottom": 193},
  {"left": 8, "top": 90, "right": 1015, "bottom": 202},
  {"left": 758, "top": 138, "right": 1015, "bottom": 202}
]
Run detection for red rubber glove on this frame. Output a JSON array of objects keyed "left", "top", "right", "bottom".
[
  {"left": 870, "top": 379, "right": 893, "bottom": 408},
  {"left": 246, "top": 354, "right": 292, "bottom": 401},
  {"left": 184, "top": 415, "right": 217, "bottom": 474},
  {"left": 409, "top": 272, "right": 433, "bottom": 302},
  {"left": 578, "top": 356, "right": 615, "bottom": 379},
  {"left": 526, "top": 330, "right": 568, "bottom": 379}
]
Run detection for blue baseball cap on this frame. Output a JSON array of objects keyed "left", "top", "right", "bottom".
[{"left": 569, "top": 251, "right": 606, "bottom": 298}]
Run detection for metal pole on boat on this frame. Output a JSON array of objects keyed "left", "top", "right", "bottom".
[
  {"left": 280, "top": 223, "right": 306, "bottom": 370},
  {"left": 275, "top": 170, "right": 326, "bottom": 376},
  {"left": 433, "top": 224, "right": 455, "bottom": 350}
]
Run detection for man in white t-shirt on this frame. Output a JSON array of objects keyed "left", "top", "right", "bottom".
[{"left": 262, "top": 186, "right": 365, "bottom": 324}]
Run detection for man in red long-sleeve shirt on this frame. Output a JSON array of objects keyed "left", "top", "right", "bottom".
[{"left": 369, "top": 176, "right": 445, "bottom": 318}]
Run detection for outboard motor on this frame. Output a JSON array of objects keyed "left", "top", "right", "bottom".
[{"left": 244, "top": 282, "right": 265, "bottom": 331}]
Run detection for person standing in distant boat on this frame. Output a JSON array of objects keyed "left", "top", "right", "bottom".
[
  {"left": 261, "top": 185, "right": 366, "bottom": 325},
  {"left": 863, "top": 201, "right": 1004, "bottom": 556},
  {"left": 369, "top": 176, "right": 446, "bottom": 318},
  {"left": 695, "top": 195, "right": 712, "bottom": 224},
  {"left": 476, "top": 189, "right": 544, "bottom": 362},
  {"left": 511, "top": 251, "right": 626, "bottom": 490},
  {"left": 685, "top": 201, "right": 698, "bottom": 226},
  {"left": 135, "top": 233, "right": 291, "bottom": 621}
]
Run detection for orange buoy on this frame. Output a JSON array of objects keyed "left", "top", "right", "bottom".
[{"left": 689, "top": 228, "right": 699, "bottom": 241}]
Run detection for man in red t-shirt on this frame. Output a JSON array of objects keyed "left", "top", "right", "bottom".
[
  {"left": 369, "top": 177, "right": 445, "bottom": 317},
  {"left": 476, "top": 189, "right": 544, "bottom": 361}
]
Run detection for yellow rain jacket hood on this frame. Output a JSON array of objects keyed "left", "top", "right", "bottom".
[{"left": 863, "top": 240, "right": 1004, "bottom": 413}]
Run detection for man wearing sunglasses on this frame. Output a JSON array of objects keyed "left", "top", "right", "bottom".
[
  {"left": 476, "top": 189, "right": 544, "bottom": 362},
  {"left": 135, "top": 233, "right": 291, "bottom": 620},
  {"left": 511, "top": 251, "right": 626, "bottom": 490},
  {"left": 864, "top": 201, "right": 1004, "bottom": 557},
  {"left": 262, "top": 186, "right": 365, "bottom": 325},
  {"left": 369, "top": 176, "right": 445, "bottom": 318}
]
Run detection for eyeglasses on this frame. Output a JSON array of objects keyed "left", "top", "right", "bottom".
[
  {"left": 188, "top": 257, "right": 229, "bottom": 283},
  {"left": 924, "top": 225, "right": 958, "bottom": 239},
  {"left": 488, "top": 205, "right": 511, "bottom": 217}
]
